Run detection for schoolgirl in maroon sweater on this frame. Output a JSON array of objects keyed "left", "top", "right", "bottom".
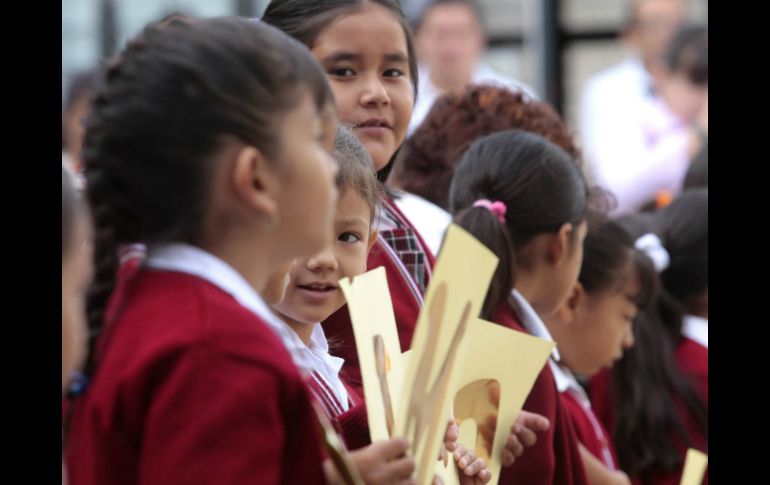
[{"left": 65, "top": 17, "right": 341, "bottom": 485}]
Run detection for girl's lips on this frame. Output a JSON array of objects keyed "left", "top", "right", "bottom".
[
  {"left": 297, "top": 284, "right": 336, "bottom": 292},
  {"left": 296, "top": 284, "right": 338, "bottom": 303},
  {"left": 354, "top": 125, "right": 391, "bottom": 138},
  {"left": 355, "top": 118, "right": 392, "bottom": 129}
]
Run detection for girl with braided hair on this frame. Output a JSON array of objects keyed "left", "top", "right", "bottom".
[{"left": 64, "top": 17, "right": 340, "bottom": 485}]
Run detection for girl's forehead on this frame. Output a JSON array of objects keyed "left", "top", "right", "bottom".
[{"left": 315, "top": 4, "right": 408, "bottom": 52}]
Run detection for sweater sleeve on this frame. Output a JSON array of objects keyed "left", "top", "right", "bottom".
[
  {"left": 135, "top": 346, "right": 289, "bottom": 485},
  {"left": 498, "top": 366, "right": 557, "bottom": 485},
  {"left": 335, "top": 401, "right": 372, "bottom": 451}
]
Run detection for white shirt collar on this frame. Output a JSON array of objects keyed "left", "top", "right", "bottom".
[
  {"left": 549, "top": 361, "right": 590, "bottom": 406},
  {"left": 510, "top": 289, "right": 561, "bottom": 361},
  {"left": 285, "top": 324, "right": 349, "bottom": 410},
  {"left": 681, "top": 315, "right": 708, "bottom": 348},
  {"left": 143, "top": 243, "right": 316, "bottom": 373}
]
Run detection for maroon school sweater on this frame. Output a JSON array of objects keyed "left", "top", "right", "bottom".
[
  {"left": 560, "top": 389, "right": 618, "bottom": 470},
  {"left": 493, "top": 302, "right": 590, "bottom": 485},
  {"left": 589, "top": 337, "right": 708, "bottom": 485},
  {"left": 65, "top": 269, "right": 327, "bottom": 485}
]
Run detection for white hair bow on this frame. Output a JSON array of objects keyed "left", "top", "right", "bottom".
[{"left": 635, "top": 233, "right": 670, "bottom": 273}]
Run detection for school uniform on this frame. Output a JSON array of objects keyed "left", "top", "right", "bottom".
[
  {"left": 589, "top": 316, "right": 708, "bottom": 485},
  {"left": 322, "top": 195, "right": 436, "bottom": 397},
  {"left": 494, "top": 290, "right": 589, "bottom": 485},
  {"left": 65, "top": 244, "right": 327, "bottom": 485},
  {"left": 551, "top": 364, "right": 618, "bottom": 470},
  {"left": 291, "top": 324, "right": 372, "bottom": 451}
]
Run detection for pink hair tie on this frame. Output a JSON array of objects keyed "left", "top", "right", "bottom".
[{"left": 473, "top": 199, "right": 507, "bottom": 223}]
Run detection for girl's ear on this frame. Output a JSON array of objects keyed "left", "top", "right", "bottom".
[
  {"left": 547, "top": 222, "right": 574, "bottom": 267},
  {"left": 231, "top": 144, "right": 280, "bottom": 229},
  {"left": 561, "top": 282, "right": 585, "bottom": 325},
  {"left": 363, "top": 229, "right": 379, "bottom": 271}
]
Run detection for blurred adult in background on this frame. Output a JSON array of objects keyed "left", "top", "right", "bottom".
[
  {"left": 580, "top": 0, "right": 700, "bottom": 216},
  {"left": 638, "top": 25, "right": 708, "bottom": 213},
  {"left": 407, "top": 0, "right": 536, "bottom": 134},
  {"left": 651, "top": 25, "right": 707, "bottom": 158}
]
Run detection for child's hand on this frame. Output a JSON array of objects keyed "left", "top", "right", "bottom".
[
  {"left": 349, "top": 438, "right": 416, "bottom": 485},
  {"left": 501, "top": 410, "right": 550, "bottom": 466},
  {"left": 438, "top": 418, "right": 459, "bottom": 464},
  {"left": 454, "top": 444, "right": 491, "bottom": 484}
]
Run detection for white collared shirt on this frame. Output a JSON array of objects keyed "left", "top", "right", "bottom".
[
  {"left": 580, "top": 57, "right": 690, "bottom": 216},
  {"left": 510, "top": 289, "right": 561, "bottom": 362},
  {"left": 286, "top": 324, "right": 350, "bottom": 411},
  {"left": 549, "top": 362, "right": 589, "bottom": 406},
  {"left": 550, "top": 361, "right": 617, "bottom": 469},
  {"left": 681, "top": 315, "right": 708, "bottom": 348},
  {"left": 392, "top": 191, "right": 452, "bottom": 256},
  {"left": 143, "top": 243, "right": 316, "bottom": 373}
]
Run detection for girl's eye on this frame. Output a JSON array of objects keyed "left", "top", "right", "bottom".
[
  {"left": 338, "top": 232, "right": 361, "bottom": 243},
  {"left": 383, "top": 69, "right": 404, "bottom": 78},
  {"left": 329, "top": 67, "right": 355, "bottom": 77}
]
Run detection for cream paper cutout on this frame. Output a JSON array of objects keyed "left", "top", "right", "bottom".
[
  {"left": 344, "top": 225, "right": 552, "bottom": 485},
  {"left": 395, "top": 224, "right": 499, "bottom": 485},
  {"left": 679, "top": 448, "right": 708, "bottom": 485},
  {"left": 436, "top": 318, "right": 554, "bottom": 485},
  {"left": 339, "top": 267, "right": 405, "bottom": 442}
]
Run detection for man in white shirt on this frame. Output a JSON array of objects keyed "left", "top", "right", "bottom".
[
  {"left": 580, "top": 0, "right": 688, "bottom": 215},
  {"left": 408, "top": 0, "right": 536, "bottom": 135}
]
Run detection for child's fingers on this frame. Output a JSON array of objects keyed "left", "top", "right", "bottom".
[
  {"left": 438, "top": 445, "right": 447, "bottom": 463},
  {"left": 453, "top": 443, "right": 468, "bottom": 462},
  {"left": 463, "top": 456, "right": 484, "bottom": 476},
  {"left": 444, "top": 418, "right": 459, "bottom": 451},
  {"left": 374, "top": 438, "right": 410, "bottom": 460},
  {"left": 505, "top": 431, "right": 525, "bottom": 458},
  {"left": 516, "top": 411, "right": 550, "bottom": 433},
  {"left": 514, "top": 423, "right": 538, "bottom": 448},
  {"left": 501, "top": 448, "right": 516, "bottom": 467},
  {"left": 385, "top": 455, "right": 416, "bottom": 480},
  {"left": 457, "top": 449, "right": 477, "bottom": 470},
  {"left": 478, "top": 468, "right": 492, "bottom": 483}
]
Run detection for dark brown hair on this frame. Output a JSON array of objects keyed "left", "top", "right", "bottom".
[
  {"left": 332, "top": 125, "right": 382, "bottom": 221},
  {"left": 262, "top": 0, "right": 419, "bottom": 96},
  {"left": 609, "top": 197, "right": 708, "bottom": 477},
  {"left": 449, "top": 129, "right": 589, "bottom": 320},
  {"left": 83, "top": 17, "right": 334, "bottom": 375}
]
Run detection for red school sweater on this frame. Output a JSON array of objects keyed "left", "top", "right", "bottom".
[
  {"left": 559, "top": 388, "right": 618, "bottom": 470},
  {"left": 493, "top": 302, "right": 590, "bottom": 485},
  {"left": 589, "top": 337, "right": 708, "bottom": 485},
  {"left": 322, "top": 197, "right": 436, "bottom": 397},
  {"left": 65, "top": 269, "right": 327, "bottom": 485},
  {"left": 306, "top": 370, "right": 372, "bottom": 451}
]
